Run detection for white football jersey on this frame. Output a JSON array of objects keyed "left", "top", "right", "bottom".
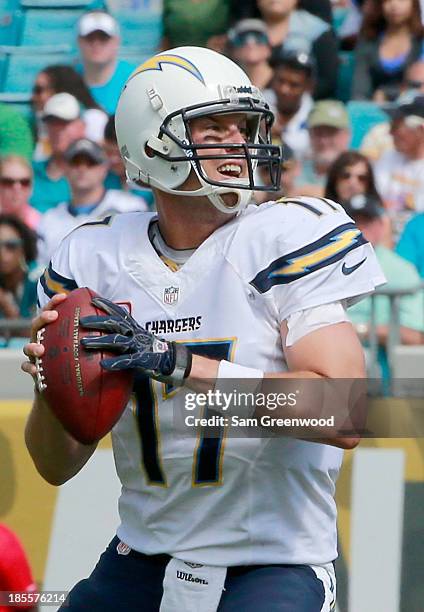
[{"left": 38, "top": 198, "right": 385, "bottom": 567}]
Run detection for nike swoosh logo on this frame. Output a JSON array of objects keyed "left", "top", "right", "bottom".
[{"left": 342, "top": 258, "right": 367, "bottom": 275}]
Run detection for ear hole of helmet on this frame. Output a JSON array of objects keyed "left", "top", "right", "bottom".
[{"left": 145, "top": 143, "right": 155, "bottom": 158}]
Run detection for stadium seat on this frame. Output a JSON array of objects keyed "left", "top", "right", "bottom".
[
  {"left": 114, "top": 11, "right": 162, "bottom": 53},
  {"left": 118, "top": 47, "right": 147, "bottom": 66},
  {"left": 2, "top": 51, "right": 75, "bottom": 92},
  {"left": 347, "top": 100, "right": 389, "bottom": 149},
  {"left": 3, "top": 0, "right": 21, "bottom": 9},
  {"left": 0, "top": 10, "right": 22, "bottom": 46},
  {"left": 20, "top": 9, "right": 85, "bottom": 48}
]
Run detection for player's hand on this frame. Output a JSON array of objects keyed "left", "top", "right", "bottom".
[
  {"left": 80, "top": 297, "right": 192, "bottom": 386},
  {"left": 21, "top": 293, "right": 68, "bottom": 384}
]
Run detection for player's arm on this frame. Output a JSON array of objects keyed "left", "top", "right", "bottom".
[
  {"left": 186, "top": 321, "right": 365, "bottom": 450},
  {"left": 22, "top": 295, "right": 98, "bottom": 486},
  {"left": 80, "top": 298, "right": 365, "bottom": 449}
]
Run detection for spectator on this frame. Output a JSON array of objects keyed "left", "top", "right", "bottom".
[
  {"left": 295, "top": 100, "right": 351, "bottom": 196},
  {"left": 360, "top": 64, "right": 424, "bottom": 161},
  {"left": 374, "top": 95, "right": 424, "bottom": 239},
  {"left": 403, "top": 58, "right": 424, "bottom": 94},
  {"left": 0, "top": 104, "right": 33, "bottom": 161},
  {"left": 227, "top": 19, "right": 273, "bottom": 89},
  {"left": 77, "top": 11, "right": 136, "bottom": 114},
  {"left": 266, "top": 49, "right": 314, "bottom": 158},
  {"left": 37, "top": 139, "right": 147, "bottom": 266},
  {"left": 299, "top": 0, "right": 333, "bottom": 23},
  {"left": 0, "top": 524, "right": 37, "bottom": 611},
  {"left": 103, "top": 116, "right": 154, "bottom": 209},
  {"left": 345, "top": 195, "right": 424, "bottom": 347},
  {"left": 162, "top": 0, "right": 232, "bottom": 50},
  {"left": 255, "top": 141, "right": 301, "bottom": 202},
  {"left": 0, "top": 215, "right": 38, "bottom": 329},
  {"left": 352, "top": 0, "right": 424, "bottom": 102},
  {"left": 31, "top": 93, "right": 85, "bottom": 213},
  {"left": 325, "top": 150, "right": 382, "bottom": 203},
  {"left": 0, "top": 156, "right": 40, "bottom": 230},
  {"left": 256, "top": 0, "right": 339, "bottom": 99},
  {"left": 31, "top": 64, "right": 108, "bottom": 161}
]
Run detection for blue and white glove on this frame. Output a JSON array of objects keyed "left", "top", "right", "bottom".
[{"left": 80, "top": 297, "right": 192, "bottom": 386}]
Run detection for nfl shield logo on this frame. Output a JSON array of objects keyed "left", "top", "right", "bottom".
[{"left": 163, "top": 286, "right": 179, "bottom": 305}]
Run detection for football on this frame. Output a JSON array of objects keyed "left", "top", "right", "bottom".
[{"left": 35, "top": 287, "right": 134, "bottom": 444}]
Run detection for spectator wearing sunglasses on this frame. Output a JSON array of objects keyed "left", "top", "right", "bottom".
[
  {"left": 37, "top": 139, "right": 147, "bottom": 267},
  {"left": 0, "top": 156, "right": 40, "bottom": 231},
  {"left": 0, "top": 214, "right": 38, "bottom": 327},
  {"left": 325, "top": 151, "right": 382, "bottom": 205},
  {"left": 31, "top": 64, "right": 108, "bottom": 162},
  {"left": 227, "top": 19, "right": 273, "bottom": 90},
  {"left": 325, "top": 150, "right": 393, "bottom": 246}
]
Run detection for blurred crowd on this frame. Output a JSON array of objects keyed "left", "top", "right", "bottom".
[{"left": 0, "top": 0, "right": 423, "bottom": 381}]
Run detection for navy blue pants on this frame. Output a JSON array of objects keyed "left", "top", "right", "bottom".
[{"left": 61, "top": 537, "right": 329, "bottom": 611}]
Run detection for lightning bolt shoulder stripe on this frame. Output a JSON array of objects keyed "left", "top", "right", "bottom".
[
  {"left": 40, "top": 262, "right": 78, "bottom": 298},
  {"left": 250, "top": 222, "right": 368, "bottom": 293}
]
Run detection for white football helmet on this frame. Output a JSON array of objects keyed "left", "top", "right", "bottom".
[{"left": 115, "top": 46, "right": 282, "bottom": 213}]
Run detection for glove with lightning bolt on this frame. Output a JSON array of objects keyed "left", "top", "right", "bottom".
[{"left": 80, "top": 297, "right": 192, "bottom": 386}]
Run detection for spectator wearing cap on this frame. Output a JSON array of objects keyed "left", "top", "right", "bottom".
[
  {"left": 344, "top": 194, "right": 424, "bottom": 348},
  {"left": 31, "top": 64, "right": 108, "bottom": 162},
  {"left": 31, "top": 93, "right": 85, "bottom": 213},
  {"left": 265, "top": 49, "right": 314, "bottom": 159},
  {"left": 255, "top": 141, "right": 301, "bottom": 202},
  {"left": 255, "top": 0, "right": 339, "bottom": 99},
  {"left": 227, "top": 19, "right": 273, "bottom": 90},
  {"left": 361, "top": 68, "right": 424, "bottom": 164},
  {"left": 37, "top": 139, "right": 147, "bottom": 267},
  {"left": 77, "top": 11, "right": 136, "bottom": 115},
  {"left": 295, "top": 100, "right": 351, "bottom": 197},
  {"left": 374, "top": 96, "right": 424, "bottom": 238}
]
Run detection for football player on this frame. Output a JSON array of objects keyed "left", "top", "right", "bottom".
[{"left": 22, "top": 47, "right": 385, "bottom": 611}]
